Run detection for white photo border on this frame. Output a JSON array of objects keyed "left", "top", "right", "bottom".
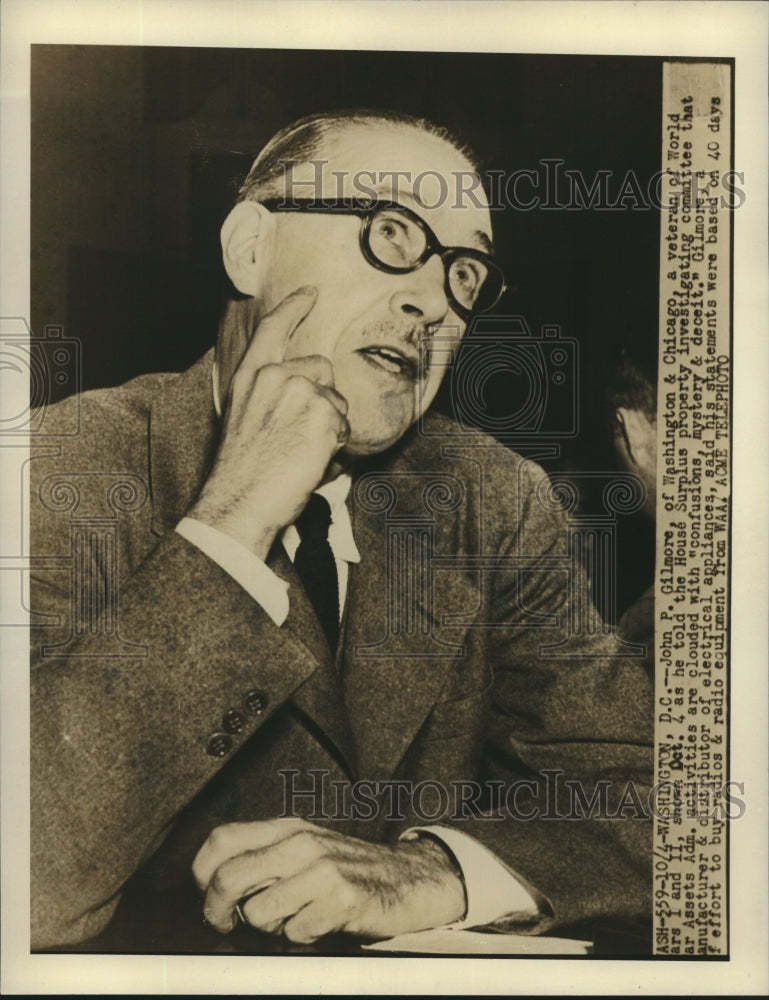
[{"left": 1, "top": 1, "right": 767, "bottom": 994}]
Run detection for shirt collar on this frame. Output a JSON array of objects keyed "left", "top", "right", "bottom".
[
  {"left": 212, "top": 360, "right": 223, "bottom": 417},
  {"left": 283, "top": 474, "right": 360, "bottom": 565}
]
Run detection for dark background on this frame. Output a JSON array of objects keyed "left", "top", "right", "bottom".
[{"left": 31, "top": 45, "right": 661, "bottom": 614}]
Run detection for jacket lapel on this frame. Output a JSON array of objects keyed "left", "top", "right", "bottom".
[
  {"left": 271, "top": 546, "right": 357, "bottom": 777},
  {"left": 342, "top": 470, "right": 477, "bottom": 782}
]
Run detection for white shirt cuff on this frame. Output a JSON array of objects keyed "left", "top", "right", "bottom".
[
  {"left": 176, "top": 517, "right": 289, "bottom": 626},
  {"left": 401, "top": 826, "right": 540, "bottom": 929}
]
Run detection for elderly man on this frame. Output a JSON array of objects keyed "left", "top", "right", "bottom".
[{"left": 31, "top": 110, "right": 652, "bottom": 951}]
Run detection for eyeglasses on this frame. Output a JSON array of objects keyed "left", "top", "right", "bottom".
[{"left": 260, "top": 198, "right": 506, "bottom": 321}]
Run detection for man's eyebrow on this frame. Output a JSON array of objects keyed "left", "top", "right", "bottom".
[
  {"left": 471, "top": 229, "right": 494, "bottom": 255},
  {"left": 373, "top": 184, "right": 494, "bottom": 254}
]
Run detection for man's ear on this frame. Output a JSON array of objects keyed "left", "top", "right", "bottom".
[
  {"left": 614, "top": 406, "right": 633, "bottom": 466},
  {"left": 220, "top": 201, "right": 273, "bottom": 295},
  {"left": 615, "top": 405, "right": 657, "bottom": 518},
  {"left": 615, "top": 406, "right": 655, "bottom": 470}
]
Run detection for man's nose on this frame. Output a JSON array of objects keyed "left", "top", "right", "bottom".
[{"left": 388, "top": 254, "right": 450, "bottom": 326}]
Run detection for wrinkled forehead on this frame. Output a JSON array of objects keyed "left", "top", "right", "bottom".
[{"left": 281, "top": 123, "right": 493, "bottom": 252}]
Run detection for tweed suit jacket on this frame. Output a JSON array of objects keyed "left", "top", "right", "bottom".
[{"left": 30, "top": 349, "right": 654, "bottom": 951}]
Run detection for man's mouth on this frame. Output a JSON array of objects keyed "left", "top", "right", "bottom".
[{"left": 358, "top": 344, "right": 421, "bottom": 380}]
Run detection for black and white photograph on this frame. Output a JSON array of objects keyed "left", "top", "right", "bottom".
[{"left": 1, "top": 1, "right": 766, "bottom": 995}]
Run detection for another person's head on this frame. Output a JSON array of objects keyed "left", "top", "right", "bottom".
[
  {"left": 605, "top": 349, "right": 657, "bottom": 519},
  {"left": 217, "top": 110, "right": 503, "bottom": 455}
]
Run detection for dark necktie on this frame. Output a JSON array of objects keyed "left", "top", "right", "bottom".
[{"left": 293, "top": 493, "right": 340, "bottom": 651}]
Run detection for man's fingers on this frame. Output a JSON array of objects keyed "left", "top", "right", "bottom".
[
  {"left": 282, "top": 900, "right": 342, "bottom": 944},
  {"left": 254, "top": 363, "right": 349, "bottom": 445},
  {"left": 192, "top": 817, "right": 311, "bottom": 891},
  {"left": 315, "top": 382, "right": 349, "bottom": 418},
  {"left": 240, "top": 285, "right": 318, "bottom": 374},
  {"left": 203, "top": 832, "right": 324, "bottom": 932},
  {"left": 278, "top": 355, "right": 337, "bottom": 391},
  {"left": 238, "top": 867, "right": 328, "bottom": 937},
  {"left": 203, "top": 850, "right": 274, "bottom": 931},
  {"left": 238, "top": 858, "right": 357, "bottom": 942},
  {"left": 241, "top": 872, "right": 344, "bottom": 943},
  {"left": 277, "top": 362, "right": 349, "bottom": 428}
]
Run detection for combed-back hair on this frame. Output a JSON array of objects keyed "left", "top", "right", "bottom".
[{"left": 237, "top": 108, "right": 480, "bottom": 203}]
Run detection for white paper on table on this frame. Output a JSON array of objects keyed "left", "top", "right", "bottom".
[{"left": 362, "top": 928, "right": 592, "bottom": 955}]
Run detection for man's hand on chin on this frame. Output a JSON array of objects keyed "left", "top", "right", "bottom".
[
  {"left": 192, "top": 818, "right": 467, "bottom": 943},
  {"left": 189, "top": 285, "right": 350, "bottom": 561}
]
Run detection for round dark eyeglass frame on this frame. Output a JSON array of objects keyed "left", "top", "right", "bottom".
[{"left": 260, "top": 197, "right": 507, "bottom": 321}]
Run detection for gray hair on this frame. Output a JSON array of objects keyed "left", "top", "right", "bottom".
[{"left": 238, "top": 108, "right": 480, "bottom": 203}]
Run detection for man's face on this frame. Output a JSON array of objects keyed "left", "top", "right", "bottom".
[{"left": 253, "top": 125, "right": 495, "bottom": 455}]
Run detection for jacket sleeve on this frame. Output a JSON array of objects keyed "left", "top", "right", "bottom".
[{"left": 30, "top": 489, "right": 316, "bottom": 948}]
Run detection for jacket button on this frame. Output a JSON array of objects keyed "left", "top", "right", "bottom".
[
  {"left": 206, "top": 732, "right": 232, "bottom": 757},
  {"left": 244, "top": 689, "right": 268, "bottom": 715},
  {"left": 222, "top": 708, "right": 245, "bottom": 734}
]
